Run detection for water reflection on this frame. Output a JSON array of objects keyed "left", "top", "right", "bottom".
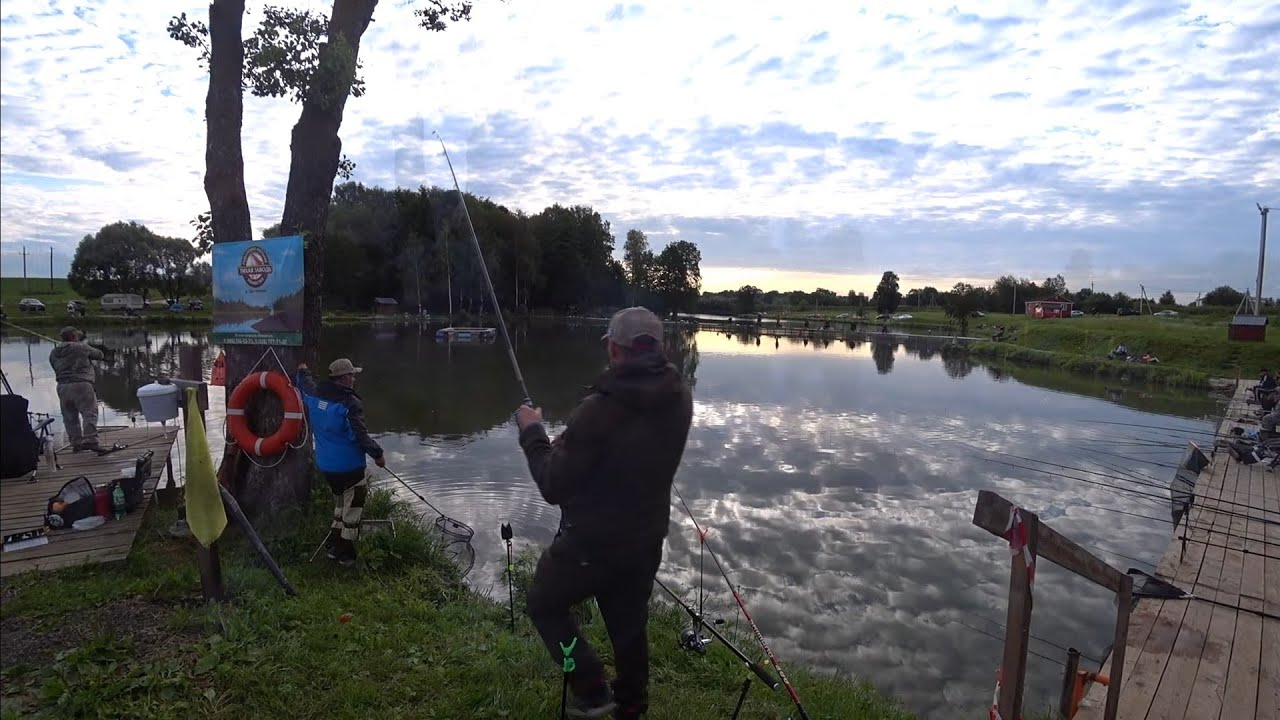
[{"left": 0, "top": 324, "right": 1218, "bottom": 718}]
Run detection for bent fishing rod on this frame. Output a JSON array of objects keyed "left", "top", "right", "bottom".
[
  {"left": 434, "top": 132, "right": 808, "bottom": 717},
  {"left": 432, "top": 131, "right": 531, "bottom": 406}
]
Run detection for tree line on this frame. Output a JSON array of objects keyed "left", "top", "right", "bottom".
[
  {"left": 700, "top": 271, "right": 1254, "bottom": 318},
  {"left": 68, "top": 221, "right": 211, "bottom": 301},
  {"left": 68, "top": 182, "right": 705, "bottom": 317}
]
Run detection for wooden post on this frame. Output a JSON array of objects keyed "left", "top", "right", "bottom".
[
  {"left": 196, "top": 544, "right": 225, "bottom": 602},
  {"left": 1059, "top": 648, "right": 1081, "bottom": 719},
  {"left": 998, "top": 509, "right": 1038, "bottom": 717},
  {"left": 1104, "top": 575, "right": 1133, "bottom": 720}
]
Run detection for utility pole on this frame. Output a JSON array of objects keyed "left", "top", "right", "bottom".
[
  {"left": 49, "top": 247, "right": 54, "bottom": 290},
  {"left": 1257, "top": 204, "right": 1270, "bottom": 315},
  {"left": 21, "top": 245, "right": 29, "bottom": 292}
]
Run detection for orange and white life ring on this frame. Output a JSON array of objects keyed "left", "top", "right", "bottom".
[{"left": 226, "top": 371, "right": 304, "bottom": 456}]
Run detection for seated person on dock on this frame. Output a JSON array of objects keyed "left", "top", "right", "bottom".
[
  {"left": 1255, "top": 368, "right": 1277, "bottom": 402},
  {"left": 1261, "top": 406, "right": 1280, "bottom": 441}
]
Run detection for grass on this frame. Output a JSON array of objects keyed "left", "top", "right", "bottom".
[
  {"left": 0, "top": 485, "right": 912, "bottom": 720},
  {"left": 1, "top": 277, "right": 213, "bottom": 329}
]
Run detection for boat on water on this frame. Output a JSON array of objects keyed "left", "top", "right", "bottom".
[{"left": 434, "top": 327, "right": 497, "bottom": 344}]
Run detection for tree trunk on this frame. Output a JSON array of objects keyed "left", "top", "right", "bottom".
[
  {"left": 279, "top": 0, "right": 379, "bottom": 367},
  {"left": 203, "top": 0, "right": 315, "bottom": 523},
  {"left": 227, "top": 0, "right": 378, "bottom": 520}
]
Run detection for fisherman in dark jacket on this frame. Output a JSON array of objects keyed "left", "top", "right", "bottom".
[
  {"left": 515, "top": 306, "right": 693, "bottom": 719},
  {"left": 297, "top": 358, "right": 384, "bottom": 564}
]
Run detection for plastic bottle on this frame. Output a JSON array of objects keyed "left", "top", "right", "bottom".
[{"left": 111, "top": 483, "right": 126, "bottom": 520}]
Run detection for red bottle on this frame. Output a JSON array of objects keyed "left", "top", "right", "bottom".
[{"left": 94, "top": 486, "right": 111, "bottom": 518}]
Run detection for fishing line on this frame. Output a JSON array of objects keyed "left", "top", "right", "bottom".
[
  {"left": 1081, "top": 419, "right": 1223, "bottom": 438},
  {"left": 671, "top": 483, "right": 811, "bottom": 719},
  {"left": 950, "top": 619, "right": 1070, "bottom": 670},
  {"left": 432, "top": 132, "right": 530, "bottom": 405},
  {"left": 959, "top": 610, "right": 1106, "bottom": 666},
  {"left": 974, "top": 451, "right": 1277, "bottom": 522}
]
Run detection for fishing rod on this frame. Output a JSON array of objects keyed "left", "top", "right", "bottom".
[
  {"left": 432, "top": 131, "right": 531, "bottom": 405},
  {"left": 383, "top": 466, "right": 447, "bottom": 518},
  {"left": 654, "top": 577, "right": 780, "bottom": 692},
  {"left": 432, "top": 134, "right": 801, "bottom": 715},
  {"left": 1080, "top": 419, "right": 1225, "bottom": 439},
  {"left": 671, "top": 484, "right": 812, "bottom": 720}
]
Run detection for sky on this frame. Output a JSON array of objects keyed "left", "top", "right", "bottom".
[{"left": 1, "top": 0, "right": 1277, "bottom": 301}]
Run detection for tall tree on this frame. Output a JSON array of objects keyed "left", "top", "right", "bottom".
[
  {"left": 68, "top": 221, "right": 162, "bottom": 298},
  {"left": 1158, "top": 290, "right": 1177, "bottom": 306},
  {"left": 872, "top": 271, "right": 901, "bottom": 314},
  {"left": 1042, "top": 274, "right": 1068, "bottom": 297},
  {"left": 653, "top": 240, "right": 702, "bottom": 314},
  {"left": 622, "top": 229, "right": 654, "bottom": 292},
  {"left": 1203, "top": 285, "right": 1244, "bottom": 307},
  {"left": 169, "top": 0, "right": 478, "bottom": 516},
  {"left": 944, "top": 282, "right": 982, "bottom": 336},
  {"left": 736, "top": 285, "right": 761, "bottom": 315}
]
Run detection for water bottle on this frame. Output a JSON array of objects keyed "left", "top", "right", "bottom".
[{"left": 111, "top": 483, "right": 126, "bottom": 520}]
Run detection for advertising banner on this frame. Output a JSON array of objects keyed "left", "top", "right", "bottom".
[{"left": 212, "top": 236, "right": 304, "bottom": 346}]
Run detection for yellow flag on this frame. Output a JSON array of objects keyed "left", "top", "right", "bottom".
[{"left": 184, "top": 387, "right": 227, "bottom": 546}]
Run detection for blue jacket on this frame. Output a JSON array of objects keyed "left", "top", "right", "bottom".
[{"left": 296, "top": 369, "right": 383, "bottom": 473}]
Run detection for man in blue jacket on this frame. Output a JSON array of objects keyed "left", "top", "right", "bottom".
[{"left": 297, "top": 358, "right": 384, "bottom": 564}]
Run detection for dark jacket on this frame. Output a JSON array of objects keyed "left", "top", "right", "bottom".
[
  {"left": 49, "top": 341, "right": 103, "bottom": 384},
  {"left": 296, "top": 369, "right": 383, "bottom": 473},
  {"left": 519, "top": 353, "right": 693, "bottom": 556}
]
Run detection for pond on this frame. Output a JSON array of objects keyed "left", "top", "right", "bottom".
[{"left": 0, "top": 321, "right": 1220, "bottom": 718}]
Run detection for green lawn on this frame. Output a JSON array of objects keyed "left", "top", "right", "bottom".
[
  {"left": 0, "top": 487, "right": 913, "bottom": 720},
  {"left": 1, "top": 277, "right": 213, "bottom": 329}
]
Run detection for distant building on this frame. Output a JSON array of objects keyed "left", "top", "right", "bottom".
[
  {"left": 372, "top": 297, "right": 399, "bottom": 316},
  {"left": 1025, "top": 296, "right": 1073, "bottom": 319},
  {"left": 1228, "top": 314, "right": 1267, "bottom": 342}
]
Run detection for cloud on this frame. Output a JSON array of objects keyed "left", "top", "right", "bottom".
[{"left": 0, "top": 0, "right": 1277, "bottom": 295}]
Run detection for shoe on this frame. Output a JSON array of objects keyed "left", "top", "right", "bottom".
[
  {"left": 566, "top": 682, "right": 616, "bottom": 719},
  {"left": 610, "top": 681, "right": 646, "bottom": 719},
  {"left": 328, "top": 538, "right": 357, "bottom": 565}
]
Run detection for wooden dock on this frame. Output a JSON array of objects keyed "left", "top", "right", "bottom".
[
  {"left": 0, "top": 427, "right": 178, "bottom": 578},
  {"left": 1077, "top": 382, "right": 1279, "bottom": 719}
]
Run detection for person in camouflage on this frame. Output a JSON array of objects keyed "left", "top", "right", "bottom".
[{"left": 48, "top": 326, "right": 103, "bottom": 452}]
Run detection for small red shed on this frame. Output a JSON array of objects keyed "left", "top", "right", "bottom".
[
  {"left": 1025, "top": 296, "right": 1074, "bottom": 319},
  {"left": 1228, "top": 314, "right": 1268, "bottom": 341}
]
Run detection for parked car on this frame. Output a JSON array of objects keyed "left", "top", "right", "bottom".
[
  {"left": 1117, "top": 307, "right": 1138, "bottom": 316},
  {"left": 186, "top": 299, "right": 205, "bottom": 311},
  {"left": 1071, "top": 310, "right": 1084, "bottom": 317},
  {"left": 1153, "top": 310, "right": 1179, "bottom": 317},
  {"left": 18, "top": 298, "right": 45, "bottom": 312},
  {"left": 892, "top": 313, "right": 913, "bottom": 320},
  {"left": 66, "top": 300, "right": 86, "bottom": 314}
]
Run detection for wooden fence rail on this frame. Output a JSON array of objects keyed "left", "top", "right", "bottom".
[{"left": 972, "top": 489, "right": 1134, "bottom": 720}]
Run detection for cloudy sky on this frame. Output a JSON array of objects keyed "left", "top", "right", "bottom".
[{"left": 2, "top": 0, "right": 1277, "bottom": 299}]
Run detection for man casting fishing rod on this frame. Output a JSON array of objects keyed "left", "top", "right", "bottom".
[
  {"left": 49, "top": 325, "right": 106, "bottom": 452},
  {"left": 514, "top": 306, "right": 693, "bottom": 719}
]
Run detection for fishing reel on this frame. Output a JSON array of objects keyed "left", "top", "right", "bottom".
[{"left": 679, "top": 627, "right": 712, "bottom": 654}]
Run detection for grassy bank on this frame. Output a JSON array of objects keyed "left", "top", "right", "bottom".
[{"left": 0, "top": 487, "right": 912, "bottom": 720}]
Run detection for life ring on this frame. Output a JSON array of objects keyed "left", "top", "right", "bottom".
[{"left": 226, "top": 371, "right": 304, "bottom": 456}]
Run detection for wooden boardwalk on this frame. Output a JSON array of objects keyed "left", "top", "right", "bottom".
[
  {"left": 1077, "top": 383, "right": 1279, "bottom": 719},
  {"left": 0, "top": 427, "right": 178, "bottom": 578}
]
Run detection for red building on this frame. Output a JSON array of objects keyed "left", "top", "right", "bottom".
[
  {"left": 1228, "top": 314, "right": 1267, "bottom": 341},
  {"left": 1025, "top": 296, "right": 1074, "bottom": 319}
]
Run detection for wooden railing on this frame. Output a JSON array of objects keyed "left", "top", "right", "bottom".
[{"left": 972, "top": 490, "right": 1134, "bottom": 720}]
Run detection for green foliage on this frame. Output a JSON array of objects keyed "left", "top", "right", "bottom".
[
  {"left": 0, "top": 488, "right": 913, "bottom": 720},
  {"left": 67, "top": 222, "right": 204, "bottom": 300},
  {"left": 944, "top": 282, "right": 983, "bottom": 336},
  {"left": 1158, "top": 290, "right": 1177, "bottom": 305},
  {"left": 873, "top": 271, "right": 901, "bottom": 314},
  {"left": 622, "top": 229, "right": 653, "bottom": 292},
  {"left": 1203, "top": 284, "right": 1245, "bottom": 307},
  {"left": 735, "top": 284, "right": 761, "bottom": 315},
  {"left": 653, "top": 240, "right": 703, "bottom": 314}
]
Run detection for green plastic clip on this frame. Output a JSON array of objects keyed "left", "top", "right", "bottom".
[{"left": 559, "top": 637, "right": 577, "bottom": 673}]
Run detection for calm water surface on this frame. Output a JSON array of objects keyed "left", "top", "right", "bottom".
[{"left": 0, "top": 322, "right": 1220, "bottom": 718}]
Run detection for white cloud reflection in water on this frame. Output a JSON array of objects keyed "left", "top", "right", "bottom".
[{"left": 658, "top": 332, "right": 1215, "bottom": 718}]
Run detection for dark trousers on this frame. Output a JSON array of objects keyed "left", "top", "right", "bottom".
[{"left": 527, "top": 537, "right": 663, "bottom": 710}]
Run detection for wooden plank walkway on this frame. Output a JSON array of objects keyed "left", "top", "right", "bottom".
[
  {"left": 0, "top": 427, "right": 178, "bottom": 578},
  {"left": 1077, "top": 383, "right": 1279, "bottom": 719}
]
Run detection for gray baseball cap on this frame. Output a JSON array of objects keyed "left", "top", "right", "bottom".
[
  {"left": 328, "top": 358, "right": 362, "bottom": 376},
  {"left": 601, "top": 307, "right": 663, "bottom": 349}
]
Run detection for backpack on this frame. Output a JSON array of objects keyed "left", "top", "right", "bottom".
[{"left": 45, "top": 476, "right": 97, "bottom": 529}]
